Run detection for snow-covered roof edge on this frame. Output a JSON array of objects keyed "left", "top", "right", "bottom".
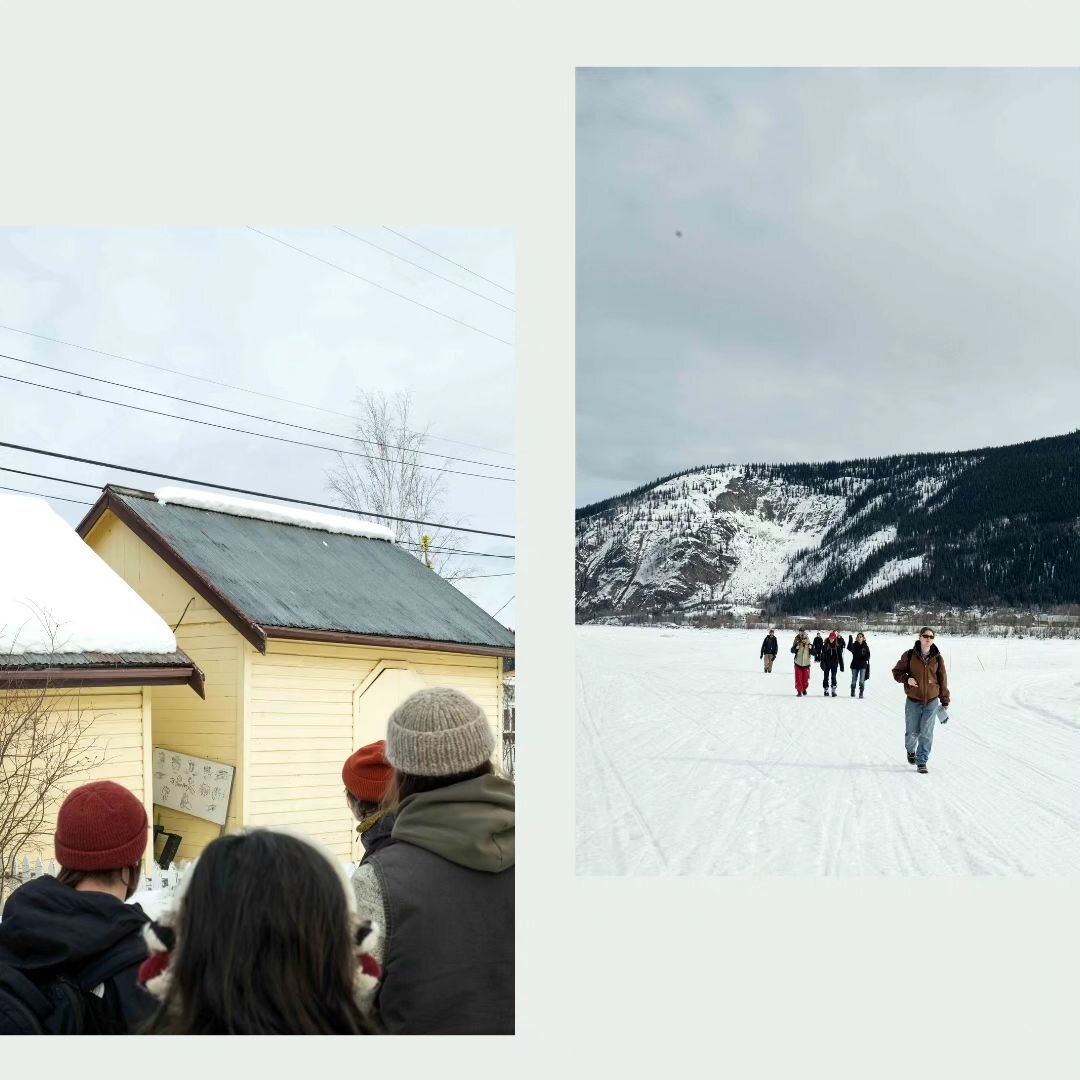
[
  {"left": 0, "top": 495, "right": 179, "bottom": 655},
  {"left": 154, "top": 488, "right": 396, "bottom": 543}
]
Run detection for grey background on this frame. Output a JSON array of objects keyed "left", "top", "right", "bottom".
[{"left": 577, "top": 68, "right": 1080, "bottom": 505}]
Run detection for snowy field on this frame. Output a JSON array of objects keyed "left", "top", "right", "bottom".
[{"left": 576, "top": 626, "right": 1080, "bottom": 876}]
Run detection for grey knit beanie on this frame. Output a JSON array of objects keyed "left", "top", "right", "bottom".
[{"left": 385, "top": 687, "right": 495, "bottom": 777}]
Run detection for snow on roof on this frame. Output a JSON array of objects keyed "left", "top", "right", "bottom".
[
  {"left": 0, "top": 495, "right": 178, "bottom": 655},
  {"left": 154, "top": 488, "right": 396, "bottom": 543}
]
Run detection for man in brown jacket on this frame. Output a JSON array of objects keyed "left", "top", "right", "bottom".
[{"left": 892, "top": 627, "right": 951, "bottom": 773}]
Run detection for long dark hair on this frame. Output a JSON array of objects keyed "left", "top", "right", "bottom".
[
  {"left": 144, "top": 830, "right": 372, "bottom": 1035},
  {"left": 386, "top": 760, "right": 494, "bottom": 807}
]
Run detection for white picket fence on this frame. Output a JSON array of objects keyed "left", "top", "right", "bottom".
[{"left": 11, "top": 855, "right": 189, "bottom": 893}]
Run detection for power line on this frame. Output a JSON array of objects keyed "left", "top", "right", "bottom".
[
  {"left": 0, "top": 464, "right": 513, "bottom": 560},
  {"left": 0, "top": 353, "right": 514, "bottom": 473},
  {"left": 492, "top": 594, "right": 515, "bottom": 618},
  {"left": 248, "top": 227, "right": 514, "bottom": 348},
  {"left": 0, "top": 440, "right": 515, "bottom": 539},
  {"left": 382, "top": 228, "right": 514, "bottom": 296},
  {"left": 448, "top": 572, "right": 516, "bottom": 579},
  {"left": 335, "top": 228, "right": 515, "bottom": 313},
  {"left": 0, "top": 466, "right": 100, "bottom": 490},
  {"left": 0, "top": 372, "right": 513, "bottom": 484},
  {"left": 0, "top": 483, "right": 93, "bottom": 507},
  {"left": 0, "top": 322, "right": 514, "bottom": 459}
]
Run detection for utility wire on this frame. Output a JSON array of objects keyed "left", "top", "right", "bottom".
[
  {"left": 0, "top": 440, "right": 515, "bottom": 539},
  {"left": 0, "top": 322, "right": 514, "bottom": 459},
  {"left": 0, "top": 372, "right": 513, "bottom": 484},
  {"left": 492, "top": 594, "right": 515, "bottom": 618},
  {"left": 382, "top": 228, "right": 514, "bottom": 296},
  {"left": 335, "top": 228, "right": 515, "bottom": 313},
  {"left": 0, "top": 464, "right": 513, "bottom": 560},
  {"left": 248, "top": 227, "right": 514, "bottom": 347},
  {"left": 448, "top": 572, "right": 516, "bottom": 580},
  {"left": 0, "top": 353, "right": 513, "bottom": 473},
  {"left": 0, "top": 483, "right": 93, "bottom": 506},
  {"left": 0, "top": 466, "right": 100, "bottom": 490}
]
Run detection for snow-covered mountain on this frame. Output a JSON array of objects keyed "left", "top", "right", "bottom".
[{"left": 576, "top": 431, "right": 1080, "bottom": 620}]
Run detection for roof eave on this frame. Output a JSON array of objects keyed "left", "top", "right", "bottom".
[
  {"left": 0, "top": 665, "right": 206, "bottom": 698},
  {"left": 80, "top": 487, "right": 268, "bottom": 655},
  {"left": 262, "top": 625, "right": 515, "bottom": 659}
]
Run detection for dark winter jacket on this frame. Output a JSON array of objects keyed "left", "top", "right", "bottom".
[
  {"left": 759, "top": 634, "right": 779, "bottom": 658},
  {"left": 892, "top": 641, "right": 950, "bottom": 707},
  {"left": 361, "top": 774, "right": 514, "bottom": 1035},
  {"left": 847, "top": 639, "right": 871, "bottom": 670},
  {"left": 0, "top": 875, "right": 154, "bottom": 1034},
  {"left": 357, "top": 811, "right": 396, "bottom": 859},
  {"left": 811, "top": 635, "right": 824, "bottom": 660},
  {"left": 819, "top": 638, "right": 845, "bottom": 671}
]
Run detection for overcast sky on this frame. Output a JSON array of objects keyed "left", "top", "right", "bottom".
[
  {"left": 576, "top": 68, "right": 1080, "bottom": 505},
  {"left": 0, "top": 227, "right": 515, "bottom": 625}
]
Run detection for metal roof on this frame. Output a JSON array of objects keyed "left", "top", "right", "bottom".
[
  {"left": 0, "top": 650, "right": 197, "bottom": 670},
  {"left": 97, "top": 490, "right": 514, "bottom": 653}
]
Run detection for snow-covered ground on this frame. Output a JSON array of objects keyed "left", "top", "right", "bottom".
[{"left": 576, "top": 626, "right": 1080, "bottom": 875}]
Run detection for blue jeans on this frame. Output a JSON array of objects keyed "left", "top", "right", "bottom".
[
  {"left": 905, "top": 697, "right": 940, "bottom": 765},
  {"left": 851, "top": 667, "right": 866, "bottom": 691}
]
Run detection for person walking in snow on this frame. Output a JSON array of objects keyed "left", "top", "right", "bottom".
[
  {"left": 344, "top": 739, "right": 396, "bottom": 861},
  {"left": 790, "top": 630, "right": 813, "bottom": 696},
  {"left": 759, "top": 629, "right": 779, "bottom": 673},
  {"left": 0, "top": 781, "right": 156, "bottom": 1034},
  {"left": 351, "top": 687, "right": 514, "bottom": 1035},
  {"left": 140, "top": 829, "right": 378, "bottom": 1034},
  {"left": 892, "top": 627, "right": 951, "bottom": 774},
  {"left": 819, "top": 631, "right": 845, "bottom": 696},
  {"left": 811, "top": 632, "right": 824, "bottom": 661},
  {"left": 847, "top": 632, "right": 871, "bottom": 698}
]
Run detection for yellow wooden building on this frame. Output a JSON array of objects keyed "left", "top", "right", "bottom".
[
  {"left": 0, "top": 494, "right": 204, "bottom": 866},
  {"left": 78, "top": 485, "right": 515, "bottom": 861}
]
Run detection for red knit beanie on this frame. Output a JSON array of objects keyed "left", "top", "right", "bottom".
[
  {"left": 54, "top": 780, "right": 148, "bottom": 871},
  {"left": 342, "top": 740, "right": 393, "bottom": 803}
]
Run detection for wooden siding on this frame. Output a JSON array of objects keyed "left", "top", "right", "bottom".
[
  {"left": 249, "top": 640, "right": 501, "bottom": 859},
  {"left": 12, "top": 686, "right": 150, "bottom": 864},
  {"left": 85, "top": 511, "right": 250, "bottom": 859},
  {"left": 84, "top": 511, "right": 502, "bottom": 862}
]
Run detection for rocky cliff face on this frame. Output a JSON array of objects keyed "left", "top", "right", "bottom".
[{"left": 576, "top": 431, "right": 1080, "bottom": 620}]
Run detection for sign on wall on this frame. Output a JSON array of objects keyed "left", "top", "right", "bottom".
[{"left": 152, "top": 747, "right": 235, "bottom": 826}]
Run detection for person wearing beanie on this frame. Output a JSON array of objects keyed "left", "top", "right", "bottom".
[
  {"left": 819, "top": 630, "right": 845, "bottom": 697},
  {"left": 351, "top": 686, "right": 514, "bottom": 1035},
  {"left": 0, "top": 780, "right": 157, "bottom": 1033},
  {"left": 343, "top": 740, "right": 396, "bottom": 859}
]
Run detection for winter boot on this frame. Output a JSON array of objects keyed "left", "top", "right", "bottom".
[
  {"left": 824, "top": 689, "right": 829, "bottom": 697},
  {"left": 831, "top": 688, "right": 837, "bottom": 697},
  {"left": 850, "top": 687, "right": 855, "bottom": 697},
  {"left": 859, "top": 688, "right": 864, "bottom": 698},
  {"left": 906, "top": 751, "right": 916, "bottom": 764},
  {"left": 917, "top": 763, "right": 928, "bottom": 774}
]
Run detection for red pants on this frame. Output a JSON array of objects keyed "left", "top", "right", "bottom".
[{"left": 794, "top": 666, "right": 810, "bottom": 693}]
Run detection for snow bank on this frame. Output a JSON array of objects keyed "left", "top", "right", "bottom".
[
  {"left": 0, "top": 495, "right": 178, "bottom": 655},
  {"left": 155, "top": 487, "right": 395, "bottom": 542}
]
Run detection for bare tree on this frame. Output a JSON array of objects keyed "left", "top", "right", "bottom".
[
  {"left": 326, "top": 390, "right": 471, "bottom": 580},
  {"left": 0, "top": 621, "right": 105, "bottom": 905}
]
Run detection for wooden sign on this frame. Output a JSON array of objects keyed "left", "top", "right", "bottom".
[{"left": 152, "top": 746, "right": 235, "bottom": 826}]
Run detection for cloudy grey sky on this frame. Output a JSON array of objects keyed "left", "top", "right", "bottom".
[
  {"left": 0, "top": 228, "right": 515, "bottom": 625},
  {"left": 576, "top": 68, "right": 1080, "bottom": 505}
]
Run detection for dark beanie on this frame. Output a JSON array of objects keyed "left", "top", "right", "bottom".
[
  {"left": 342, "top": 740, "right": 393, "bottom": 803},
  {"left": 54, "top": 780, "right": 148, "bottom": 871}
]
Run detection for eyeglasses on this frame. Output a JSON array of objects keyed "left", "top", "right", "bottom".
[{"left": 920, "top": 633, "right": 935, "bottom": 640}]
